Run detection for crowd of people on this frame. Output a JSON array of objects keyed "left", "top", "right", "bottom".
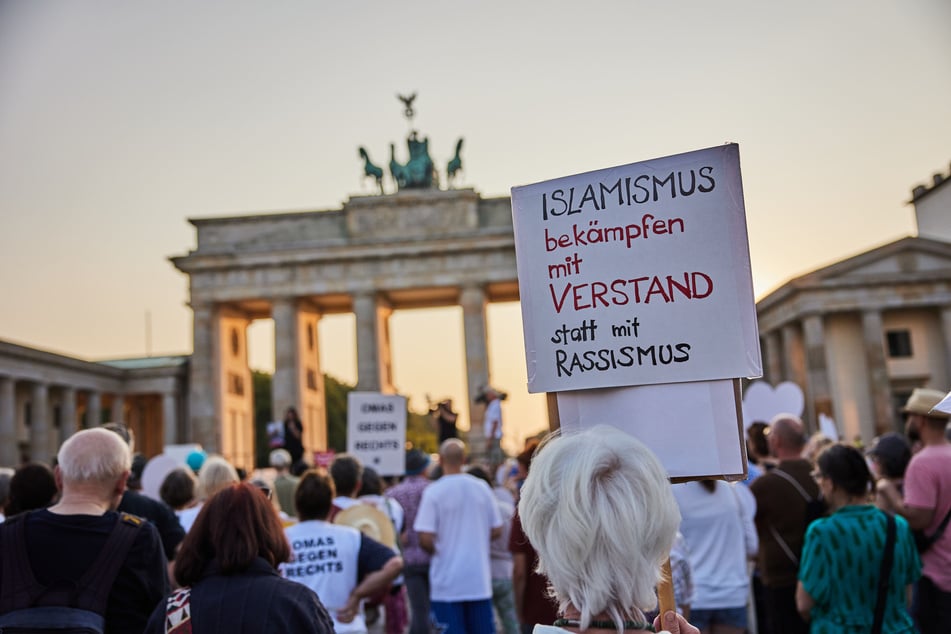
[{"left": 0, "top": 386, "right": 949, "bottom": 634}]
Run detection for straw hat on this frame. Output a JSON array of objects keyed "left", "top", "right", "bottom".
[
  {"left": 902, "top": 388, "right": 949, "bottom": 420},
  {"left": 334, "top": 504, "right": 397, "bottom": 550}
]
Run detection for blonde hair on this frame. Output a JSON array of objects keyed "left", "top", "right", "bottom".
[
  {"left": 519, "top": 425, "right": 679, "bottom": 630},
  {"left": 197, "top": 455, "right": 239, "bottom": 500}
]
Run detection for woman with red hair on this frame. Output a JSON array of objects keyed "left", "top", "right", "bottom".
[{"left": 145, "top": 483, "right": 333, "bottom": 633}]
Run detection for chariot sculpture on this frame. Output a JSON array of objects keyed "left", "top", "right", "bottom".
[{"left": 358, "top": 94, "right": 464, "bottom": 194}]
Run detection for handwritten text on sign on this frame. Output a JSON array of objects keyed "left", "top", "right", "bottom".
[{"left": 511, "top": 144, "right": 761, "bottom": 393}]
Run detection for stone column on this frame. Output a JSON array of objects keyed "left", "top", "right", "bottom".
[
  {"left": 862, "top": 309, "right": 893, "bottom": 436},
  {"left": 162, "top": 392, "right": 178, "bottom": 447},
  {"left": 87, "top": 391, "right": 101, "bottom": 429},
  {"left": 460, "top": 285, "right": 490, "bottom": 456},
  {"left": 353, "top": 293, "right": 394, "bottom": 393},
  {"left": 60, "top": 386, "right": 77, "bottom": 439},
  {"left": 940, "top": 307, "right": 951, "bottom": 387},
  {"left": 0, "top": 377, "right": 16, "bottom": 466},
  {"left": 111, "top": 394, "right": 125, "bottom": 423},
  {"left": 31, "top": 383, "right": 50, "bottom": 464},
  {"left": 764, "top": 330, "right": 783, "bottom": 385},
  {"left": 272, "top": 297, "right": 299, "bottom": 420},
  {"left": 802, "top": 314, "right": 832, "bottom": 432},
  {"left": 189, "top": 302, "right": 220, "bottom": 452},
  {"left": 780, "top": 324, "right": 802, "bottom": 385}
]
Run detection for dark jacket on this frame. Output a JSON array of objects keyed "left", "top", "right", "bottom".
[
  {"left": 118, "top": 490, "right": 185, "bottom": 561},
  {"left": 144, "top": 558, "right": 333, "bottom": 633}
]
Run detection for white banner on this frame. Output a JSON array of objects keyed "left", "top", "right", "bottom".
[
  {"left": 511, "top": 144, "right": 762, "bottom": 393},
  {"left": 347, "top": 392, "right": 407, "bottom": 476}
]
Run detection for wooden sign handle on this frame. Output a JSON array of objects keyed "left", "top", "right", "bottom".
[{"left": 657, "top": 557, "right": 676, "bottom": 617}]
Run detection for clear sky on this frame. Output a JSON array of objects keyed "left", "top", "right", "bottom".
[{"left": 1, "top": 1, "right": 949, "bottom": 452}]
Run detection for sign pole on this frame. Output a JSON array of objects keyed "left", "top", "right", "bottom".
[{"left": 657, "top": 558, "right": 676, "bottom": 618}]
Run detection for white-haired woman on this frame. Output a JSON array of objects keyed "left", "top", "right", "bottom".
[{"left": 519, "top": 425, "right": 699, "bottom": 634}]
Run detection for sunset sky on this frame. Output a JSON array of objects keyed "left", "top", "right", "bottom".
[{"left": 1, "top": 1, "right": 949, "bottom": 452}]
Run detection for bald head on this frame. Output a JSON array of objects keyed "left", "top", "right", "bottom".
[
  {"left": 439, "top": 438, "right": 466, "bottom": 472},
  {"left": 769, "top": 414, "right": 807, "bottom": 459}
]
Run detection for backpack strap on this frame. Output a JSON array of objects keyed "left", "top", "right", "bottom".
[
  {"left": 30, "top": 512, "right": 146, "bottom": 614},
  {"left": 773, "top": 468, "right": 814, "bottom": 502},
  {"left": 0, "top": 512, "right": 48, "bottom": 613},
  {"left": 74, "top": 513, "right": 146, "bottom": 613},
  {"left": 767, "top": 469, "right": 815, "bottom": 567},
  {"left": 872, "top": 513, "right": 897, "bottom": 634}
]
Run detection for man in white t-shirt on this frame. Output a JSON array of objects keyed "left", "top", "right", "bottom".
[
  {"left": 481, "top": 387, "right": 505, "bottom": 468},
  {"left": 415, "top": 439, "right": 503, "bottom": 634}
]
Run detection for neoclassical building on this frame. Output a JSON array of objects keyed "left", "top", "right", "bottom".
[
  {"left": 0, "top": 342, "right": 187, "bottom": 466},
  {"left": 757, "top": 164, "right": 951, "bottom": 441}
]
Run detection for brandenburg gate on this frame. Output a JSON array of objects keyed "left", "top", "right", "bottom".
[{"left": 171, "top": 188, "right": 520, "bottom": 463}]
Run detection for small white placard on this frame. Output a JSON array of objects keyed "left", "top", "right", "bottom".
[
  {"left": 511, "top": 144, "right": 761, "bottom": 393},
  {"left": 347, "top": 392, "right": 407, "bottom": 476}
]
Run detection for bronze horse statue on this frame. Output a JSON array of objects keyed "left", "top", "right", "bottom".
[
  {"left": 358, "top": 146, "right": 384, "bottom": 194},
  {"left": 447, "top": 138, "right": 464, "bottom": 188}
]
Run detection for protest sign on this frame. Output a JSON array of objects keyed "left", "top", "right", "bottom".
[
  {"left": 511, "top": 144, "right": 761, "bottom": 393},
  {"left": 556, "top": 380, "right": 747, "bottom": 480},
  {"left": 347, "top": 392, "right": 406, "bottom": 476}
]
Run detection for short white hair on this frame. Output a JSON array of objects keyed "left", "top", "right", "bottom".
[
  {"left": 58, "top": 428, "right": 131, "bottom": 484},
  {"left": 519, "top": 425, "right": 680, "bottom": 629}
]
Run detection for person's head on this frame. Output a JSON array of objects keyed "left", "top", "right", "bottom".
[
  {"left": 295, "top": 469, "right": 335, "bottom": 521},
  {"left": 57, "top": 428, "right": 132, "bottom": 509},
  {"left": 404, "top": 449, "right": 430, "bottom": 477},
  {"left": 5, "top": 463, "right": 58, "bottom": 517},
  {"left": 173, "top": 482, "right": 290, "bottom": 587},
  {"left": 360, "top": 466, "right": 383, "bottom": 497},
  {"left": 438, "top": 438, "right": 466, "bottom": 474},
  {"left": 867, "top": 432, "right": 912, "bottom": 480},
  {"left": 329, "top": 454, "right": 363, "bottom": 498},
  {"left": 197, "top": 455, "right": 239, "bottom": 500},
  {"left": 269, "top": 448, "right": 293, "bottom": 473},
  {"left": 284, "top": 407, "right": 300, "bottom": 422},
  {"left": 101, "top": 421, "right": 135, "bottom": 453},
  {"left": 519, "top": 426, "right": 680, "bottom": 628},
  {"left": 814, "top": 443, "right": 872, "bottom": 502},
  {"left": 768, "top": 414, "right": 807, "bottom": 459},
  {"left": 159, "top": 467, "right": 198, "bottom": 510},
  {"left": 516, "top": 438, "right": 541, "bottom": 476},
  {"left": 902, "top": 388, "right": 950, "bottom": 443},
  {"left": 466, "top": 465, "right": 493, "bottom": 489},
  {"left": 127, "top": 454, "right": 147, "bottom": 491},
  {"left": 803, "top": 432, "right": 834, "bottom": 464},
  {"left": 746, "top": 421, "right": 770, "bottom": 462}
]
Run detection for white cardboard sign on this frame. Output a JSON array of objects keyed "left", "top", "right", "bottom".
[
  {"left": 556, "top": 380, "right": 747, "bottom": 480},
  {"left": 347, "top": 392, "right": 407, "bottom": 476},
  {"left": 511, "top": 144, "right": 761, "bottom": 393}
]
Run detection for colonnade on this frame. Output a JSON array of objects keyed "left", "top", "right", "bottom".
[
  {"left": 0, "top": 341, "right": 186, "bottom": 465},
  {"left": 187, "top": 283, "right": 496, "bottom": 462}
]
